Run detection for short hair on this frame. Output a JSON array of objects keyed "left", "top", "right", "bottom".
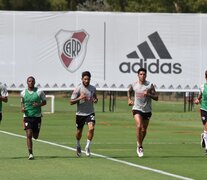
[
  {"left": 82, "top": 71, "right": 91, "bottom": 78},
  {"left": 205, "top": 70, "right": 207, "bottom": 78},
  {"left": 27, "top": 76, "right": 35, "bottom": 82},
  {"left": 137, "top": 68, "right": 147, "bottom": 74}
]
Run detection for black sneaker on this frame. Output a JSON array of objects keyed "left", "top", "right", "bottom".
[{"left": 76, "top": 145, "right": 81, "bottom": 157}]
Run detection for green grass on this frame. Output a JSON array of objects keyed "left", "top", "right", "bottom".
[{"left": 0, "top": 96, "right": 207, "bottom": 180}]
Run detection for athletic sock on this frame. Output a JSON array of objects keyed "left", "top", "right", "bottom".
[
  {"left": 203, "top": 131, "right": 207, "bottom": 149},
  {"left": 28, "top": 149, "right": 33, "bottom": 155},
  {"left": 77, "top": 140, "right": 80, "bottom": 146},
  {"left": 77, "top": 140, "right": 81, "bottom": 147},
  {"left": 137, "top": 141, "right": 141, "bottom": 147},
  {"left": 86, "top": 139, "right": 91, "bottom": 149}
]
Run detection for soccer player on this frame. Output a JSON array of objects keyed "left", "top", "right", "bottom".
[
  {"left": 21, "top": 76, "right": 46, "bottom": 160},
  {"left": 0, "top": 82, "right": 8, "bottom": 124},
  {"left": 128, "top": 68, "right": 158, "bottom": 157},
  {"left": 70, "top": 71, "right": 98, "bottom": 157},
  {"left": 194, "top": 70, "right": 207, "bottom": 155}
]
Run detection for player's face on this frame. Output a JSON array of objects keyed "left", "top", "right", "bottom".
[
  {"left": 138, "top": 71, "right": 146, "bottom": 83},
  {"left": 82, "top": 76, "right": 90, "bottom": 87},
  {"left": 27, "top": 78, "right": 35, "bottom": 89}
]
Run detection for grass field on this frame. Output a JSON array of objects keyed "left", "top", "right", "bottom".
[{"left": 0, "top": 95, "right": 207, "bottom": 180}]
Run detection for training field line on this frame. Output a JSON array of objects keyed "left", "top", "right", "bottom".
[{"left": 0, "top": 130, "right": 193, "bottom": 180}]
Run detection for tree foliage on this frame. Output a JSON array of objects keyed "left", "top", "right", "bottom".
[{"left": 0, "top": 0, "right": 207, "bottom": 13}]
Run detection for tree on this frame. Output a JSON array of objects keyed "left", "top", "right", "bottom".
[
  {"left": 0, "top": 0, "right": 207, "bottom": 13},
  {"left": 77, "top": 0, "right": 111, "bottom": 11},
  {"left": 49, "top": 0, "right": 68, "bottom": 11}
]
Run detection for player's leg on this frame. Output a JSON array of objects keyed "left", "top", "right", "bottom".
[
  {"left": 133, "top": 111, "right": 144, "bottom": 157},
  {"left": 200, "top": 110, "right": 207, "bottom": 153},
  {"left": 0, "top": 113, "right": 2, "bottom": 124},
  {"left": 203, "top": 122, "right": 207, "bottom": 154},
  {"left": 134, "top": 112, "right": 143, "bottom": 146},
  {"left": 76, "top": 128, "right": 83, "bottom": 146},
  {"left": 141, "top": 112, "right": 152, "bottom": 142},
  {"left": 75, "top": 116, "right": 84, "bottom": 157},
  {"left": 26, "top": 129, "right": 34, "bottom": 160},
  {"left": 87, "top": 122, "right": 94, "bottom": 140},
  {"left": 141, "top": 119, "right": 150, "bottom": 142},
  {"left": 24, "top": 117, "right": 34, "bottom": 160},
  {"left": 76, "top": 128, "right": 83, "bottom": 157},
  {"left": 32, "top": 117, "right": 41, "bottom": 140},
  {"left": 85, "top": 114, "right": 95, "bottom": 156}
]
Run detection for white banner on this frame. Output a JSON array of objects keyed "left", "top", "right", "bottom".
[{"left": 0, "top": 11, "right": 206, "bottom": 92}]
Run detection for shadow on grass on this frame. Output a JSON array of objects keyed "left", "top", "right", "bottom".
[{"left": 1, "top": 155, "right": 80, "bottom": 160}]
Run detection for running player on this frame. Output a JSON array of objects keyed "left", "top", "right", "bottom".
[
  {"left": 0, "top": 82, "right": 8, "bottom": 124},
  {"left": 194, "top": 70, "right": 207, "bottom": 155},
  {"left": 128, "top": 68, "right": 158, "bottom": 157},
  {"left": 70, "top": 71, "right": 98, "bottom": 157},
  {"left": 21, "top": 76, "right": 46, "bottom": 160}
]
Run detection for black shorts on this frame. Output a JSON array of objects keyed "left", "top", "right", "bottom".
[
  {"left": 76, "top": 113, "right": 95, "bottom": 129},
  {"left": 0, "top": 113, "right": 2, "bottom": 121},
  {"left": 23, "top": 117, "right": 42, "bottom": 133},
  {"left": 132, "top": 110, "right": 152, "bottom": 120},
  {"left": 200, "top": 109, "right": 207, "bottom": 125}
]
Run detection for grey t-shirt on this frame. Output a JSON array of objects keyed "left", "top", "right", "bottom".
[
  {"left": 71, "top": 84, "right": 96, "bottom": 116},
  {"left": 0, "top": 83, "right": 8, "bottom": 112}
]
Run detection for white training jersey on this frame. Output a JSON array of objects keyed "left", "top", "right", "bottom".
[{"left": 131, "top": 80, "right": 152, "bottom": 113}]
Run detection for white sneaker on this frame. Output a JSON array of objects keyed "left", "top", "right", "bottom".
[
  {"left": 28, "top": 154, "right": 34, "bottom": 160},
  {"left": 85, "top": 147, "right": 91, "bottom": 157},
  {"left": 201, "top": 133, "right": 205, "bottom": 148},
  {"left": 137, "top": 146, "right": 144, "bottom": 157},
  {"left": 76, "top": 145, "right": 81, "bottom": 157}
]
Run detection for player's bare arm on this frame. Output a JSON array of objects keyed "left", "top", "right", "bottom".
[
  {"left": 194, "top": 93, "right": 202, "bottom": 104},
  {"left": 93, "top": 93, "right": 98, "bottom": 103},
  {"left": 147, "top": 84, "right": 158, "bottom": 101},
  {"left": 0, "top": 96, "right": 8, "bottom": 103},
  {"left": 70, "top": 92, "right": 86, "bottom": 105},
  {"left": 127, "top": 85, "right": 133, "bottom": 106},
  {"left": 21, "top": 97, "right": 25, "bottom": 112}
]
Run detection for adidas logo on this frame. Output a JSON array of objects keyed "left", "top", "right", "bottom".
[{"left": 119, "top": 31, "right": 182, "bottom": 74}]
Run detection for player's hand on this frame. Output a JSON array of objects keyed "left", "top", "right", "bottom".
[
  {"left": 194, "top": 98, "right": 200, "bottom": 105},
  {"left": 93, "top": 98, "right": 98, "bottom": 104},
  {"left": 128, "top": 99, "right": 133, "bottom": 106},
  {"left": 33, "top": 102, "right": 40, "bottom": 107},
  {"left": 78, "top": 93, "right": 86, "bottom": 103},
  {"left": 21, "top": 106, "right": 25, "bottom": 112},
  {"left": 144, "top": 88, "right": 151, "bottom": 97},
  {"left": 78, "top": 93, "right": 87, "bottom": 104},
  {"left": 79, "top": 93, "right": 86, "bottom": 100}
]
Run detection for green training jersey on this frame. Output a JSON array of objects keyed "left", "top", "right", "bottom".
[
  {"left": 21, "top": 88, "right": 46, "bottom": 117},
  {"left": 200, "top": 83, "right": 207, "bottom": 111}
]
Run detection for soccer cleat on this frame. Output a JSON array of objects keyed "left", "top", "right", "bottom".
[
  {"left": 201, "top": 133, "right": 205, "bottom": 148},
  {"left": 76, "top": 145, "right": 81, "bottom": 157},
  {"left": 205, "top": 149, "right": 207, "bottom": 155},
  {"left": 85, "top": 147, "right": 91, "bottom": 157},
  {"left": 137, "top": 146, "right": 144, "bottom": 157},
  {"left": 28, "top": 154, "right": 34, "bottom": 160}
]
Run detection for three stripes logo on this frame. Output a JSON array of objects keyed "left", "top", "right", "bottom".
[{"left": 119, "top": 31, "right": 182, "bottom": 74}]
